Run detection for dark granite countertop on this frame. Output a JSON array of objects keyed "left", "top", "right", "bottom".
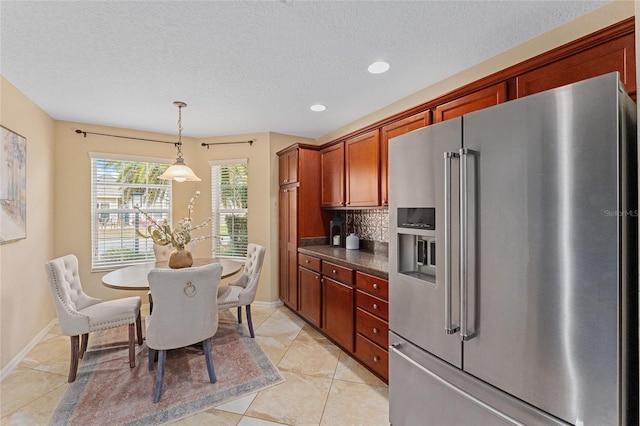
[{"left": 298, "top": 245, "right": 389, "bottom": 279}]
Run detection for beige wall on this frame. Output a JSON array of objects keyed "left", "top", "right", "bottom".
[
  {"left": 317, "top": 0, "right": 635, "bottom": 144},
  {"left": 0, "top": 76, "right": 56, "bottom": 371}
]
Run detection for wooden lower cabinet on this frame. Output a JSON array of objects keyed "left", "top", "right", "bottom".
[
  {"left": 298, "top": 266, "right": 322, "bottom": 327},
  {"left": 354, "top": 271, "right": 389, "bottom": 381},
  {"left": 292, "top": 252, "right": 389, "bottom": 382},
  {"left": 322, "top": 277, "right": 355, "bottom": 352},
  {"left": 355, "top": 334, "right": 389, "bottom": 380}
]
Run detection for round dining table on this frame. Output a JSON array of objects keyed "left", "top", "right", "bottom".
[{"left": 102, "top": 257, "right": 244, "bottom": 290}]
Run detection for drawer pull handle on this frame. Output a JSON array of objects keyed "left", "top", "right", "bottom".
[
  {"left": 305, "top": 260, "right": 310, "bottom": 263},
  {"left": 315, "top": 275, "right": 319, "bottom": 280},
  {"left": 373, "top": 356, "right": 380, "bottom": 362},
  {"left": 373, "top": 283, "right": 379, "bottom": 289},
  {"left": 373, "top": 328, "right": 379, "bottom": 334},
  {"left": 373, "top": 304, "right": 378, "bottom": 310},
  {"left": 332, "top": 269, "right": 337, "bottom": 274}
]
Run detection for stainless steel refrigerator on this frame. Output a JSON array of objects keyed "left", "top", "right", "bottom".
[{"left": 388, "top": 72, "right": 638, "bottom": 425}]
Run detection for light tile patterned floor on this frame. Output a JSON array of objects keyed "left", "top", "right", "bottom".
[{"left": 1, "top": 305, "right": 389, "bottom": 425}]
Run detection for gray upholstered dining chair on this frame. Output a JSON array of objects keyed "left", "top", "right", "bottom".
[
  {"left": 44, "top": 254, "right": 143, "bottom": 382},
  {"left": 146, "top": 263, "right": 223, "bottom": 403},
  {"left": 217, "top": 243, "right": 266, "bottom": 338}
]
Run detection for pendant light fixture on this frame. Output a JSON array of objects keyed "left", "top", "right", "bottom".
[{"left": 158, "top": 101, "right": 201, "bottom": 182}]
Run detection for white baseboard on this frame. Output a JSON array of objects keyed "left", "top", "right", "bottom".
[
  {"left": 1, "top": 319, "right": 58, "bottom": 382},
  {"left": 253, "top": 300, "right": 284, "bottom": 309}
]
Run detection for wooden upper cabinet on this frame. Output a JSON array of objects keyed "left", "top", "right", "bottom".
[
  {"left": 321, "top": 143, "right": 345, "bottom": 207},
  {"left": 346, "top": 130, "right": 380, "bottom": 207},
  {"left": 380, "top": 111, "right": 431, "bottom": 206},
  {"left": 279, "top": 149, "right": 299, "bottom": 185},
  {"left": 516, "top": 33, "right": 636, "bottom": 99},
  {"left": 435, "top": 82, "right": 507, "bottom": 123}
]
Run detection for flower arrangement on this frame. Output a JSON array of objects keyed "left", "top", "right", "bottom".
[{"left": 135, "top": 191, "right": 212, "bottom": 251}]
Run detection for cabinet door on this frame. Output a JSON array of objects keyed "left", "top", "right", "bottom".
[
  {"left": 286, "top": 187, "right": 298, "bottom": 309},
  {"left": 278, "top": 189, "right": 288, "bottom": 304},
  {"left": 345, "top": 130, "right": 380, "bottom": 207},
  {"left": 279, "top": 187, "right": 299, "bottom": 309},
  {"left": 321, "top": 143, "right": 345, "bottom": 207},
  {"left": 434, "top": 82, "right": 507, "bottom": 123},
  {"left": 279, "top": 149, "right": 299, "bottom": 185},
  {"left": 298, "top": 266, "right": 322, "bottom": 327},
  {"left": 516, "top": 33, "right": 636, "bottom": 99},
  {"left": 381, "top": 111, "right": 431, "bottom": 206},
  {"left": 322, "top": 277, "right": 354, "bottom": 352}
]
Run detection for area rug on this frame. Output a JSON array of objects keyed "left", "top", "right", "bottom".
[{"left": 48, "top": 315, "right": 284, "bottom": 425}]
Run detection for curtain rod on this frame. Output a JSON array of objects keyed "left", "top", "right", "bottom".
[
  {"left": 75, "top": 129, "right": 178, "bottom": 146},
  {"left": 201, "top": 140, "right": 254, "bottom": 149},
  {"left": 75, "top": 129, "right": 253, "bottom": 149}
]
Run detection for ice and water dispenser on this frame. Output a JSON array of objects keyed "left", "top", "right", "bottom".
[{"left": 396, "top": 207, "right": 436, "bottom": 283}]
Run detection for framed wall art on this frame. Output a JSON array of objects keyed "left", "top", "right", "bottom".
[{"left": 1, "top": 126, "right": 26, "bottom": 244}]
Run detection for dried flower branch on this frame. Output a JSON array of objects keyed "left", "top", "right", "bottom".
[{"left": 135, "top": 191, "right": 215, "bottom": 250}]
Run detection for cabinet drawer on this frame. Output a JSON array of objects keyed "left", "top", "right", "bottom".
[
  {"left": 298, "top": 253, "right": 321, "bottom": 272},
  {"left": 322, "top": 261, "right": 353, "bottom": 285},
  {"left": 356, "top": 290, "right": 388, "bottom": 320},
  {"left": 356, "top": 308, "right": 388, "bottom": 348},
  {"left": 355, "top": 271, "right": 388, "bottom": 299},
  {"left": 355, "top": 334, "right": 388, "bottom": 380}
]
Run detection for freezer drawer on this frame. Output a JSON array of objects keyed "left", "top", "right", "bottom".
[{"left": 388, "top": 332, "right": 568, "bottom": 426}]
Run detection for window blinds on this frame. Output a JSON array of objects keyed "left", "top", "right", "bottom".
[
  {"left": 211, "top": 159, "right": 248, "bottom": 259},
  {"left": 90, "top": 156, "right": 171, "bottom": 270}
]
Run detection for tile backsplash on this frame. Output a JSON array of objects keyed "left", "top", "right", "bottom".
[{"left": 344, "top": 208, "right": 389, "bottom": 243}]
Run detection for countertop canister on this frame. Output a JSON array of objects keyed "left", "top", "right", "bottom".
[{"left": 346, "top": 233, "right": 359, "bottom": 250}]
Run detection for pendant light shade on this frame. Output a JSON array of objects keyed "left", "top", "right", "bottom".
[{"left": 158, "top": 101, "right": 201, "bottom": 182}]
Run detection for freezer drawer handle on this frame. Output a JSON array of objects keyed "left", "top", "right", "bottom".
[
  {"left": 389, "top": 343, "right": 524, "bottom": 426},
  {"left": 459, "top": 148, "right": 473, "bottom": 341},
  {"left": 443, "top": 152, "right": 460, "bottom": 335}
]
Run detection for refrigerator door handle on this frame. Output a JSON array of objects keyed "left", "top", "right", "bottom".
[
  {"left": 459, "top": 148, "right": 473, "bottom": 341},
  {"left": 389, "top": 343, "right": 525, "bottom": 426},
  {"left": 444, "top": 152, "right": 460, "bottom": 334}
]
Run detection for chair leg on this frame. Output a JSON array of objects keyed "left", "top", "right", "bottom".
[
  {"left": 203, "top": 338, "right": 217, "bottom": 383},
  {"left": 79, "top": 333, "right": 89, "bottom": 359},
  {"left": 153, "top": 350, "right": 166, "bottom": 403},
  {"left": 237, "top": 306, "right": 242, "bottom": 324},
  {"left": 148, "top": 348, "right": 155, "bottom": 371},
  {"left": 136, "top": 313, "right": 143, "bottom": 345},
  {"left": 246, "top": 305, "right": 255, "bottom": 338},
  {"left": 68, "top": 335, "right": 80, "bottom": 383},
  {"left": 128, "top": 323, "right": 135, "bottom": 368}
]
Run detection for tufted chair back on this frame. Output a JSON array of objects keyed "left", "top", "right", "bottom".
[
  {"left": 146, "top": 263, "right": 223, "bottom": 350},
  {"left": 44, "top": 254, "right": 101, "bottom": 336},
  {"left": 230, "top": 243, "right": 266, "bottom": 306}
]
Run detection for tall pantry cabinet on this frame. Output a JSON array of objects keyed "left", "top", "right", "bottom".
[{"left": 277, "top": 144, "right": 326, "bottom": 310}]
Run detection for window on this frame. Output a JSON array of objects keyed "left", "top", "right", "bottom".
[
  {"left": 211, "top": 159, "right": 248, "bottom": 259},
  {"left": 90, "top": 153, "right": 172, "bottom": 270}
]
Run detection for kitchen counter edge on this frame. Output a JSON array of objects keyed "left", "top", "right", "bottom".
[{"left": 298, "top": 245, "right": 389, "bottom": 280}]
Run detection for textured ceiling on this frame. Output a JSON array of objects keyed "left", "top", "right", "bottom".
[{"left": 1, "top": 1, "right": 609, "bottom": 139}]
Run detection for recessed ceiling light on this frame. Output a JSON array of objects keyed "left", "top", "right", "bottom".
[
  {"left": 310, "top": 104, "right": 326, "bottom": 112},
  {"left": 368, "top": 61, "right": 390, "bottom": 74}
]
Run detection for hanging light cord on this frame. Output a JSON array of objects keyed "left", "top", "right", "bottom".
[{"left": 176, "top": 102, "right": 185, "bottom": 159}]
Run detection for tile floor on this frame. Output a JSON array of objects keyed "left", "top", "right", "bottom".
[{"left": 1, "top": 305, "right": 389, "bottom": 425}]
